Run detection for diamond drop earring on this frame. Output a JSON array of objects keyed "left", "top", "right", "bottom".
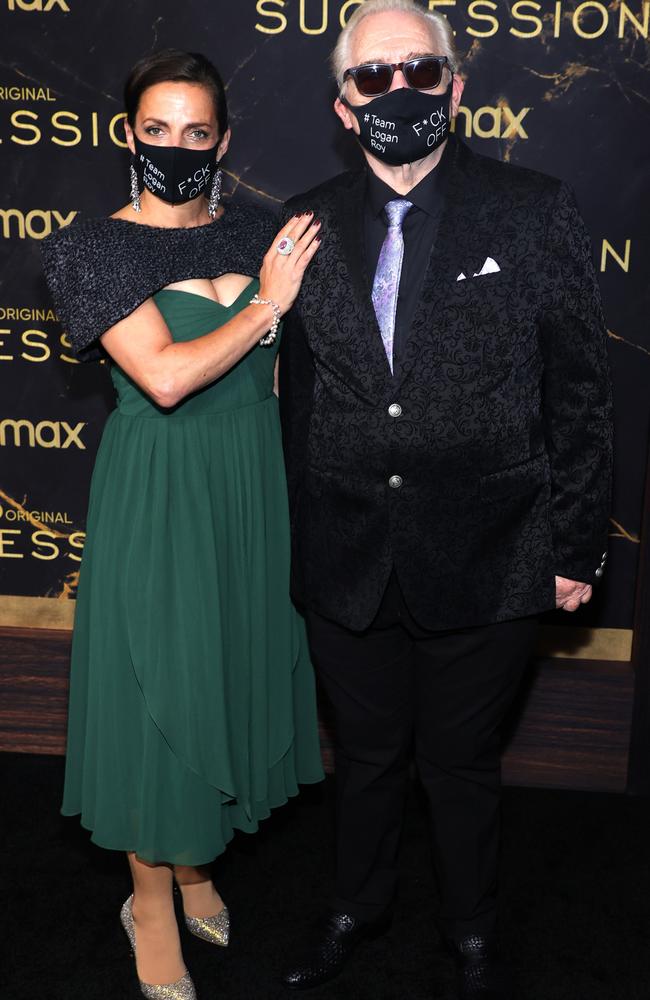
[
  {"left": 208, "top": 166, "right": 222, "bottom": 219},
  {"left": 130, "top": 162, "right": 141, "bottom": 213}
]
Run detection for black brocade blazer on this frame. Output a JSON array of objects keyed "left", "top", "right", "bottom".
[{"left": 279, "top": 136, "right": 613, "bottom": 632}]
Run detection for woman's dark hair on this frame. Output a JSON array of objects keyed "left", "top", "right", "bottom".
[{"left": 124, "top": 49, "right": 228, "bottom": 135}]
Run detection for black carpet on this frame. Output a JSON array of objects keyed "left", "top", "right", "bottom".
[{"left": 1, "top": 753, "right": 649, "bottom": 1000}]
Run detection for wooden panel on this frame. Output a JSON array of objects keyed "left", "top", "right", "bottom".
[
  {"left": 0, "top": 627, "right": 70, "bottom": 754},
  {"left": 501, "top": 657, "right": 634, "bottom": 792},
  {"left": 0, "top": 627, "right": 634, "bottom": 792}
]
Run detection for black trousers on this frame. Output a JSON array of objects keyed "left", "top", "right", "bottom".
[{"left": 306, "top": 573, "right": 538, "bottom": 941}]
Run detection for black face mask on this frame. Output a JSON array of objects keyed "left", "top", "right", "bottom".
[
  {"left": 133, "top": 136, "right": 220, "bottom": 204},
  {"left": 343, "top": 82, "right": 453, "bottom": 166}
]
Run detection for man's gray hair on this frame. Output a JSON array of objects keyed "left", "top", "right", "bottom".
[{"left": 332, "top": 0, "right": 459, "bottom": 91}]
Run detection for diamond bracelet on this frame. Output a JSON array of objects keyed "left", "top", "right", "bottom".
[{"left": 249, "top": 293, "right": 281, "bottom": 347}]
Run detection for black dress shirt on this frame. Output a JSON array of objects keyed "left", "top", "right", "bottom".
[
  {"left": 364, "top": 147, "right": 450, "bottom": 618},
  {"left": 364, "top": 146, "right": 449, "bottom": 368}
]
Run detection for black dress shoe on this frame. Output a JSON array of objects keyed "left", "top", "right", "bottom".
[
  {"left": 282, "top": 910, "right": 385, "bottom": 990},
  {"left": 449, "top": 934, "right": 514, "bottom": 1000}
]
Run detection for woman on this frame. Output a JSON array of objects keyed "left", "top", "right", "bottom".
[{"left": 41, "top": 49, "right": 323, "bottom": 999}]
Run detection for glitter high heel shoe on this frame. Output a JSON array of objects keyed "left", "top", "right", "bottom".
[
  {"left": 183, "top": 901, "right": 230, "bottom": 948},
  {"left": 120, "top": 895, "right": 197, "bottom": 1000}
]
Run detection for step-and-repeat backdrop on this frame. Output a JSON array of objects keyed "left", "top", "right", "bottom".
[{"left": 0, "top": 1, "right": 648, "bottom": 640}]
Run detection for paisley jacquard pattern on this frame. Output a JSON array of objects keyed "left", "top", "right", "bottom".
[
  {"left": 371, "top": 198, "right": 413, "bottom": 373},
  {"left": 279, "top": 136, "right": 613, "bottom": 632}
]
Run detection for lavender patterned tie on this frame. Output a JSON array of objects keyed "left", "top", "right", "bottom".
[{"left": 371, "top": 198, "right": 413, "bottom": 374}]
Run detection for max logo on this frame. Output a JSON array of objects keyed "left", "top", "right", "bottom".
[
  {"left": 0, "top": 419, "right": 86, "bottom": 449},
  {"left": 453, "top": 105, "right": 531, "bottom": 140},
  {"left": 7, "top": 1, "right": 70, "bottom": 9},
  {"left": 0, "top": 209, "right": 77, "bottom": 240}
]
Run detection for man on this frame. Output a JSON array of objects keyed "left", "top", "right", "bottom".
[{"left": 278, "top": 1, "right": 612, "bottom": 997}]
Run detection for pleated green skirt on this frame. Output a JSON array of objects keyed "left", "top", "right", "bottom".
[{"left": 62, "top": 285, "right": 323, "bottom": 864}]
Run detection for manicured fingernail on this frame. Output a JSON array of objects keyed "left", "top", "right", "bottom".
[
  {"left": 314, "top": 219, "right": 322, "bottom": 226},
  {"left": 304, "top": 209, "right": 314, "bottom": 216}
]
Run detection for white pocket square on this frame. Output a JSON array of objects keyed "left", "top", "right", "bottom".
[
  {"left": 473, "top": 256, "right": 501, "bottom": 277},
  {"left": 456, "top": 257, "right": 501, "bottom": 282}
]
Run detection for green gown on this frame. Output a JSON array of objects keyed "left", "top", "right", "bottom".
[{"left": 62, "top": 280, "right": 323, "bottom": 865}]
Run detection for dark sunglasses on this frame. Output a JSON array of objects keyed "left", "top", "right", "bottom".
[{"left": 343, "top": 55, "right": 448, "bottom": 98}]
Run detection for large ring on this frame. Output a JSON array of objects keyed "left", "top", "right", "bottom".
[{"left": 276, "top": 236, "right": 295, "bottom": 256}]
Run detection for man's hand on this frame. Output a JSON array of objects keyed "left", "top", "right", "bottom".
[{"left": 555, "top": 576, "right": 592, "bottom": 612}]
